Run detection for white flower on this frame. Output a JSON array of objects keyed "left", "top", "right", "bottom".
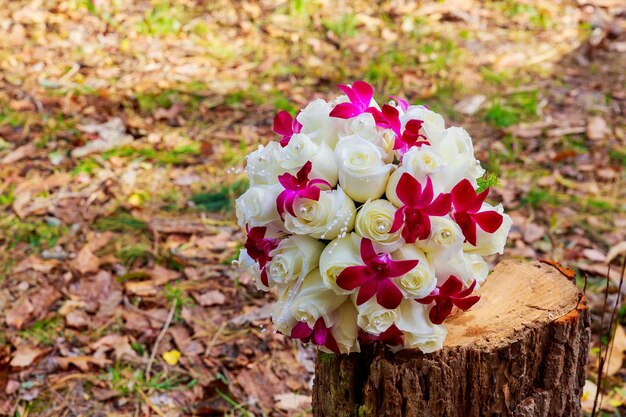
[
  {"left": 431, "top": 127, "right": 485, "bottom": 192},
  {"left": 392, "top": 244, "right": 436, "bottom": 299},
  {"left": 284, "top": 187, "right": 355, "bottom": 240},
  {"left": 279, "top": 133, "right": 338, "bottom": 186},
  {"left": 267, "top": 235, "right": 325, "bottom": 285},
  {"left": 355, "top": 199, "right": 404, "bottom": 252},
  {"left": 323, "top": 301, "right": 360, "bottom": 354},
  {"left": 428, "top": 248, "right": 488, "bottom": 288},
  {"left": 297, "top": 99, "right": 340, "bottom": 149},
  {"left": 319, "top": 233, "right": 362, "bottom": 294},
  {"left": 417, "top": 216, "right": 465, "bottom": 253},
  {"left": 394, "top": 300, "right": 447, "bottom": 353},
  {"left": 234, "top": 249, "right": 267, "bottom": 291},
  {"left": 289, "top": 269, "right": 348, "bottom": 328},
  {"left": 334, "top": 135, "right": 394, "bottom": 203},
  {"left": 245, "top": 141, "right": 283, "bottom": 186},
  {"left": 385, "top": 147, "right": 447, "bottom": 204},
  {"left": 463, "top": 203, "right": 512, "bottom": 256},
  {"left": 356, "top": 298, "right": 398, "bottom": 336},
  {"left": 235, "top": 184, "right": 282, "bottom": 230},
  {"left": 400, "top": 105, "right": 446, "bottom": 144}
]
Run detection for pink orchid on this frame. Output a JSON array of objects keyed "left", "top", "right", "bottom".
[
  {"left": 244, "top": 226, "right": 280, "bottom": 286},
  {"left": 336, "top": 238, "right": 419, "bottom": 309},
  {"left": 276, "top": 161, "right": 331, "bottom": 220},
  {"left": 416, "top": 275, "right": 480, "bottom": 325},
  {"left": 390, "top": 95, "right": 409, "bottom": 111},
  {"left": 370, "top": 105, "right": 430, "bottom": 154},
  {"left": 329, "top": 80, "right": 374, "bottom": 119},
  {"left": 450, "top": 179, "right": 504, "bottom": 246},
  {"left": 359, "top": 324, "right": 404, "bottom": 347},
  {"left": 389, "top": 174, "right": 452, "bottom": 243},
  {"left": 291, "top": 317, "right": 340, "bottom": 353},
  {"left": 273, "top": 110, "right": 302, "bottom": 147}
]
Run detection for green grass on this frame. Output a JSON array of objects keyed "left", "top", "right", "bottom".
[
  {"left": 0, "top": 216, "right": 67, "bottom": 251},
  {"left": 190, "top": 180, "right": 248, "bottom": 212},
  {"left": 102, "top": 143, "right": 200, "bottom": 165},
  {"left": 19, "top": 316, "right": 64, "bottom": 346},
  {"left": 93, "top": 212, "right": 148, "bottom": 233},
  {"left": 136, "top": 2, "right": 185, "bottom": 36},
  {"left": 521, "top": 187, "right": 559, "bottom": 209},
  {"left": 323, "top": 14, "right": 358, "bottom": 37}
]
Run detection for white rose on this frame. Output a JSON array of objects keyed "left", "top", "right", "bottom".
[
  {"left": 284, "top": 187, "right": 356, "bottom": 240},
  {"left": 463, "top": 203, "right": 512, "bottom": 256},
  {"left": 319, "top": 233, "right": 362, "bottom": 294},
  {"left": 356, "top": 298, "right": 398, "bottom": 336},
  {"left": 297, "top": 99, "right": 340, "bottom": 149},
  {"left": 392, "top": 244, "right": 436, "bottom": 299},
  {"left": 279, "top": 133, "right": 338, "bottom": 186},
  {"left": 234, "top": 249, "right": 267, "bottom": 291},
  {"left": 322, "top": 301, "right": 360, "bottom": 354},
  {"left": 394, "top": 300, "right": 447, "bottom": 353},
  {"left": 400, "top": 105, "right": 446, "bottom": 145},
  {"left": 289, "top": 268, "right": 348, "bottom": 328},
  {"left": 267, "top": 235, "right": 325, "bottom": 285},
  {"left": 334, "top": 135, "right": 394, "bottom": 203},
  {"left": 272, "top": 281, "right": 298, "bottom": 334},
  {"left": 355, "top": 199, "right": 404, "bottom": 252},
  {"left": 245, "top": 141, "right": 283, "bottom": 186},
  {"left": 464, "top": 253, "right": 489, "bottom": 288},
  {"left": 417, "top": 216, "right": 465, "bottom": 253},
  {"left": 235, "top": 184, "right": 282, "bottom": 230},
  {"left": 431, "top": 127, "right": 485, "bottom": 192},
  {"left": 428, "top": 248, "right": 487, "bottom": 287},
  {"left": 345, "top": 112, "right": 378, "bottom": 141},
  {"left": 385, "top": 147, "right": 448, "bottom": 201}
]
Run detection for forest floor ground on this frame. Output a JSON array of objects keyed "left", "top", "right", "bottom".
[{"left": 0, "top": 0, "right": 625, "bottom": 416}]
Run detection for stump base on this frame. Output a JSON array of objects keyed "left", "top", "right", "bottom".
[{"left": 313, "top": 260, "right": 590, "bottom": 417}]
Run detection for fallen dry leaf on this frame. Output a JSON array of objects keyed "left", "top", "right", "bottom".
[
  {"left": 90, "top": 334, "right": 137, "bottom": 360},
  {"left": 587, "top": 116, "right": 611, "bottom": 141},
  {"left": 71, "top": 246, "right": 100, "bottom": 275},
  {"left": 6, "top": 286, "right": 61, "bottom": 329},
  {"left": 72, "top": 118, "right": 133, "bottom": 158},
  {"left": 1, "top": 143, "right": 36, "bottom": 165},
  {"left": 125, "top": 280, "right": 158, "bottom": 297},
  {"left": 605, "top": 324, "right": 626, "bottom": 376},
  {"left": 10, "top": 346, "right": 47, "bottom": 368},
  {"left": 274, "top": 392, "right": 312, "bottom": 411},
  {"left": 193, "top": 290, "right": 226, "bottom": 307},
  {"left": 606, "top": 241, "right": 626, "bottom": 265},
  {"left": 56, "top": 355, "right": 111, "bottom": 372}
]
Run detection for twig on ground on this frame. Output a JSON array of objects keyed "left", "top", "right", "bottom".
[{"left": 145, "top": 298, "right": 177, "bottom": 379}]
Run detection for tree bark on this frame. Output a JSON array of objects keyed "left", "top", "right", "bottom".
[{"left": 313, "top": 260, "right": 590, "bottom": 417}]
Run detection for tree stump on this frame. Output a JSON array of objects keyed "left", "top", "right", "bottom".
[{"left": 313, "top": 260, "right": 590, "bottom": 417}]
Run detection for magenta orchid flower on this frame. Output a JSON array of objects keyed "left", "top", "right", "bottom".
[
  {"left": 244, "top": 226, "right": 280, "bottom": 286},
  {"left": 273, "top": 110, "right": 302, "bottom": 147},
  {"left": 450, "top": 179, "right": 504, "bottom": 246},
  {"left": 291, "top": 317, "right": 340, "bottom": 353},
  {"left": 390, "top": 95, "right": 409, "bottom": 112},
  {"left": 389, "top": 174, "right": 452, "bottom": 243},
  {"left": 416, "top": 275, "right": 480, "bottom": 325},
  {"left": 370, "top": 105, "right": 430, "bottom": 154},
  {"left": 336, "top": 238, "right": 419, "bottom": 309},
  {"left": 359, "top": 324, "right": 404, "bottom": 347},
  {"left": 329, "top": 80, "right": 374, "bottom": 119},
  {"left": 276, "top": 161, "right": 331, "bottom": 220}
]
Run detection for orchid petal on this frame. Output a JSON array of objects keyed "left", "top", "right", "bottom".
[
  {"left": 425, "top": 193, "right": 452, "bottom": 216},
  {"left": 352, "top": 80, "right": 374, "bottom": 106},
  {"left": 471, "top": 210, "right": 504, "bottom": 233},
  {"left": 396, "top": 173, "right": 421, "bottom": 207},
  {"left": 324, "top": 331, "right": 340, "bottom": 354},
  {"left": 451, "top": 179, "right": 476, "bottom": 213},
  {"left": 297, "top": 161, "right": 313, "bottom": 182},
  {"left": 439, "top": 275, "right": 464, "bottom": 296},
  {"left": 376, "top": 279, "right": 403, "bottom": 309},
  {"left": 299, "top": 186, "right": 321, "bottom": 202},
  {"left": 273, "top": 111, "right": 294, "bottom": 136},
  {"left": 336, "top": 266, "right": 369, "bottom": 290},
  {"left": 291, "top": 322, "right": 313, "bottom": 339},
  {"left": 451, "top": 295, "right": 480, "bottom": 311},
  {"left": 356, "top": 280, "right": 378, "bottom": 305},
  {"left": 389, "top": 259, "right": 420, "bottom": 278},
  {"left": 329, "top": 103, "right": 359, "bottom": 119},
  {"left": 389, "top": 207, "right": 406, "bottom": 233},
  {"left": 416, "top": 176, "right": 434, "bottom": 208},
  {"left": 360, "top": 238, "right": 378, "bottom": 264},
  {"left": 337, "top": 84, "right": 357, "bottom": 103},
  {"left": 278, "top": 172, "right": 296, "bottom": 190},
  {"left": 429, "top": 299, "right": 454, "bottom": 325},
  {"left": 468, "top": 188, "right": 490, "bottom": 213}
]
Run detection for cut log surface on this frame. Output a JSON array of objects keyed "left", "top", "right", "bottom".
[{"left": 313, "top": 260, "right": 590, "bottom": 417}]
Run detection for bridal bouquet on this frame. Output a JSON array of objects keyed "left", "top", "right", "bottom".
[{"left": 235, "top": 81, "right": 511, "bottom": 354}]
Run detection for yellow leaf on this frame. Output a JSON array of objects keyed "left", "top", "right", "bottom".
[
  {"left": 127, "top": 193, "right": 143, "bottom": 207},
  {"left": 162, "top": 350, "right": 181, "bottom": 365}
]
